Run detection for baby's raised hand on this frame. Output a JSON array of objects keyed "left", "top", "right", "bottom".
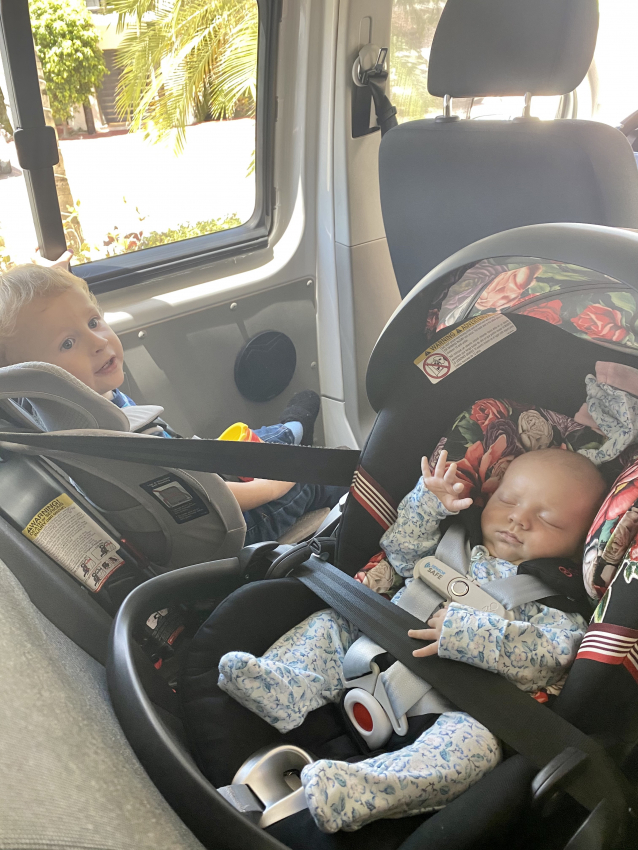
[{"left": 421, "top": 450, "right": 473, "bottom": 513}]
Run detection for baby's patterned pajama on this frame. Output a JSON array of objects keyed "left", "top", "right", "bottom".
[{"left": 218, "top": 479, "right": 587, "bottom": 833}]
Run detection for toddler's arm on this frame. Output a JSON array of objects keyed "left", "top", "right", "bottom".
[
  {"left": 435, "top": 602, "right": 587, "bottom": 691},
  {"left": 381, "top": 451, "right": 472, "bottom": 580},
  {"left": 226, "top": 478, "right": 296, "bottom": 511}
]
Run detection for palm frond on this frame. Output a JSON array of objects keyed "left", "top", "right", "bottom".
[{"left": 112, "top": 0, "right": 257, "bottom": 151}]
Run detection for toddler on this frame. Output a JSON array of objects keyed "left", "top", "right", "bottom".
[
  {"left": 217, "top": 447, "right": 607, "bottom": 832},
  {"left": 0, "top": 264, "right": 344, "bottom": 544}
]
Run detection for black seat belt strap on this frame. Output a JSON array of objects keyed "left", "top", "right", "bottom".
[
  {"left": 294, "top": 556, "right": 633, "bottom": 818},
  {"left": 0, "top": 431, "right": 360, "bottom": 487}
]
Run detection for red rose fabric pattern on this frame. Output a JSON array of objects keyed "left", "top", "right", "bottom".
[
  {"left": 431, "top": 257, "right": 638, "bottom": 351},
  {"left": 469, "top": 399, "right": 511, "bottom": 432},
  {"left": 430, "top": 398, "right": 605, "bottom": 508},
  {"left": 571, "top": 305, "right": 629, "bottom": 343},
  {"left": 584, "top": 458, "right": 638, "bottom": 605},
  {"left": 518, "top": 299, "right": 562, "bottom": 325},
  {"left": 475, "top": 264, "right": 543, "bottom": 311}
]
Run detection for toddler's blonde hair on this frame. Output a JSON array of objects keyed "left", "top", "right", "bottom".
[{"left": 0, "top": 265, "right": 100, "bottom": 363}]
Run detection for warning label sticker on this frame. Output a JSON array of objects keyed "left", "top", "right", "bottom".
[
  {"left": 23, "top": 494, "right": 123, "bottom": 592},
  {"left": 140, "top": 473, "right": 209, "bottom": 525},
  {"left": 415, "top": 314, "right": 516, "bottom": 384}
]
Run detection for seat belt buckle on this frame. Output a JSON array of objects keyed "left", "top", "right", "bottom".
[
  {"left": 414, "top": 557, "right": 512, "bottom": 619},
  {"left": 343, "top": 660, "right": 380, "bottom": 695},
  {"left": 343, "top": 665, "right": 408, "bottom": 750}
]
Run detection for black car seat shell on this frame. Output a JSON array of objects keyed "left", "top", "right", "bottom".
[
  {"left": 101, "top": 223, "right": 638, "bottom": 850},
  {"left": 380, "top": 0, "right": 638, "bottom": 298}
]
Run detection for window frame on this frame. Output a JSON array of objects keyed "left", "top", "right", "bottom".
[{"left": 0, "top": 0, "right": 281, "bottom": 294}]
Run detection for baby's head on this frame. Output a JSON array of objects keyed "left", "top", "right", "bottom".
[
  {"left": 0, "top": 265, "right": 124, "bottom": 396},
  {"left": 481, "top": 449, "right": 607, "bottom": 564}
]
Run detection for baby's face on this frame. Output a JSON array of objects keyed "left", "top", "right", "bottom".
[
  {"left": 4, "top": 286, "right": 125, "bottom": 395},
  {"left": 481, "top": 457, "right": 598, "bottom": 564}
]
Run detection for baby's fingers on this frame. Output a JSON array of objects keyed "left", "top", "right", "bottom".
[
  {"left": 452, "top": 496, "right": 473, "bottom": 512},
  {"left": 408, "top": 627, "right": 438, "bottom": 641},
  {"left": 443, "top": 461, "right": 462, "bottom": 487},
  {"left": 433, "top": 450, "right": 448, "bottom": 478},
  {"left": 412, "top": 641, "right": 439, "bottom": 658}
]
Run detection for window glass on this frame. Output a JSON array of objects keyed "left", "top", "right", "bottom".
[
  {"left": 0, "top": 64, "right": 40, "bottom": 270},
  {"left": 586, "top": 0, "right": 638, "bottom": 126},
  {"left": 15, "top": 0, "right": 258, "bottom": 267},
  {"left": 389, "top": 0, "right": 638, "bottom": 127}
]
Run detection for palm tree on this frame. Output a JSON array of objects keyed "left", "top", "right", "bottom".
[{"left": 112, "top": 0, "right": 257, "bottom": 154}]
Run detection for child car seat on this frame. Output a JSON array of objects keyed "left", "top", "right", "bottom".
[
  {"left": 0, "top": 362, "right": 245, "bottom": 613},
  {"left": 90, "top": 223, "right": 638, "bottom": 850}
]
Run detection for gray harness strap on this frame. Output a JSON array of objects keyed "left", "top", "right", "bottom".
[
  {"left": 434, "top": 520, "right": 471, "bottom": 576},
  {"left": 488, "top": 573, "right": 561, "bottom": 610}
]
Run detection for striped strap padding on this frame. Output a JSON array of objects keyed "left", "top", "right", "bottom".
[
  {"left": 577, "top": 623, "right": 638, "bottom": 683},
  {"left": 350, "top": 466, "right": 398, "bottom": 530}
]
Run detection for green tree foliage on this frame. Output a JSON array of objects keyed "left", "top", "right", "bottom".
[
  {"left": 112, "top": 0, "right": 257, "bottom": 153},
  {"left": 389, "top": 0, "right": 446, "bottom": 122},
  {"left": 30, "top": 0, "right": 108, "bottom": 125}
]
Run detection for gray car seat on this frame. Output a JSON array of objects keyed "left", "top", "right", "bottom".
[
  {"left": 380, "top": 0, "right": 638, "bottom": 298},
  {"left": 0, "top": 362, "right": 246, "bottom": 572}
]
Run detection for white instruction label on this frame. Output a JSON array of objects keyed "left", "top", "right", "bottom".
[
  {"left": 22, "top": 494, "right": 124, "bottom": 592},
  {"left": 415, "top": 314, "right": 516, "bottom": 384}
]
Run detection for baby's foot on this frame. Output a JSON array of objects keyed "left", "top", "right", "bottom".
[
  {"left": 301, "top": 712, "right": 502, "bottom": 833},
  {"left": 218, "top": 650, "right": 327, "bottom": 733}
]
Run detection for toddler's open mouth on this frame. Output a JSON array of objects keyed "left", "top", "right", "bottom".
[{"left": 96, "top": 355, "right": 118, "bottom": 376}]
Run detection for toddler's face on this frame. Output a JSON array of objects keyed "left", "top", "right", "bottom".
[
  {"left": 481, "top": 456, "right": 599, "bottom": 564},
  {"left": 4, "top": 286, "right": 125, "bottom": 395}
]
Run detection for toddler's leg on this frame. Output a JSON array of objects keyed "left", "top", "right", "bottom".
[
  {"left": 218, "top": 609, "right": 356, "bottom": 733},
  {"left": 301, "top": 712, "right": 502, "bottom": 833}
]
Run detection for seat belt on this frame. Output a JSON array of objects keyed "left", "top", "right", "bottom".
[
  {"left": 354, "top": 44, "right": 398, "bottom": 137},
  {"left": 0, "top": 431, "right": 360, "bottom": 487},
  {"left": 293, "top": 555, "right": 634, "bottom": 820}
]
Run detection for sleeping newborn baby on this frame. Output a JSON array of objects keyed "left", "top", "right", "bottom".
[{"left": 218, "top": 448, "right": 607, "bottom": 833}]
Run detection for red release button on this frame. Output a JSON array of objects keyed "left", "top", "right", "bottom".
[{"left": 352, "top": 702, "right": 374, "bottom": 732}]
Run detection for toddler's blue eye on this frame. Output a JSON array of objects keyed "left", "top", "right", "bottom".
[
  {"left": 61, "top": 338, "right": 74, "bottom": 350},
  {"left": 88, "top": 317, "right": 98, "bottom": 329}
]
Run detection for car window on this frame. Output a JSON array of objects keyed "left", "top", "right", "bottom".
[
  {"left": 0, "top": 0, "right": 270, "bottom": 290},
  {"left": 0, "top": 60, "right": 40, "bottom": 268}
]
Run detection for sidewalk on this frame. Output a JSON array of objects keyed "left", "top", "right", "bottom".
[{"left": 0, "top": 118, "right": 256, "bottom": 265}]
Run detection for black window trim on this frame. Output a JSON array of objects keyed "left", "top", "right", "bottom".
[{"left": 0, "top": 0, "right": 281, "bottom": 295}]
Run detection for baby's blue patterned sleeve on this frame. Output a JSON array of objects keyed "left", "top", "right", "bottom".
[
  {"left": 438, "top": 602, "right": 587, "bottom": 691},
  {"left": 380, "top": 478, "right": 454, "bottom": 580}
]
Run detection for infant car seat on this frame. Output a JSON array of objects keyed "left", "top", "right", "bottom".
[{"left": 46, "top": 223, "right": 631, "bottom": 850}]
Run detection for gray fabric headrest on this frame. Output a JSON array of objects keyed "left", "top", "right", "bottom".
[
  {"left": 428, "top": 0, "right": 598, "bottom": 98},
  {"left": 0, "top": 362, "right": 130, "bottom": 432}
]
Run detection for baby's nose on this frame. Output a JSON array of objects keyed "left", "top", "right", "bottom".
[{"left": 509, "top": 508, "right": 531, "bottom": 529}]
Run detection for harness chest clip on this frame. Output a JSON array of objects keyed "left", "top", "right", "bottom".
[{"left": 414, "top": 556, "right": 512, "bottom": 619}]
